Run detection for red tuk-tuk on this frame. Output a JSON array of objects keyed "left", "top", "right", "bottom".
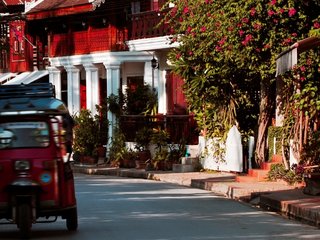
[{"left": 0, "top": 83, "right": 78, "bottom": 238}]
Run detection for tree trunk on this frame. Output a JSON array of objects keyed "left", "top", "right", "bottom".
[{"left": 254, "top": 80, "right": 275, "bottom": 168}]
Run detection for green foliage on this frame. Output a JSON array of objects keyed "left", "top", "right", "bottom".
[
  {"left": 124, "top": 84, "right": 157, "bottom": 115},
  {"left": 164, "top": 0, "right": 319, "bottom": 162},
  {"left": 95, "top": 99, "right": 109, "bottom": 146},
  {"left": 106, "top": 93, "right": 122, "bottom": 117},
  {"left": 108, "top": 127, "right": 127, "bottom": 165},
  {"left": 73, "top": 109, "right": 99, "bottom": 157},
  {"left": 300, "top": 130, "right": 320, "bottom": 168},
  {"left": 134, "top": 127, "right": 153, "bottom": 151},
  {"left": 267, "top": 163, "right": 303, "bottom": 185}
]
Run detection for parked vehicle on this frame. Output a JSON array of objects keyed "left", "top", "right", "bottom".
[{"left": 0, "top": 83, "right": 77, "bottom": 238}]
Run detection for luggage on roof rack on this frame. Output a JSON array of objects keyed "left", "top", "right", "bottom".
[{"left": 0, "top": 83, "right": 55, "bottom": 99}]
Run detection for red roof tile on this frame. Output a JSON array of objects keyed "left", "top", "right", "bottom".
[
  {"left": 27, "top": 0, "right": 93, "bottom": 13},
  {"left": 3, "top": 0, "right": 24, "bottom": 6}
]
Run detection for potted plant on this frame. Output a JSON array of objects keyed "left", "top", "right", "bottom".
[
  {"left": 122, "top": 149, "right": 138, "bottom": 168},
  {"left": 134, "top": 127, "right": 153, "bottom": 169},
  {"left": 167, "top": 140, "right": 187, "bottom": 170},
  {"left": 95, "top": 99, "right": 109, "bottom": 159},
  {"left": 108, "top": 127, "right": 127, "bottom": 167},
  {"left": 151, "top": 128, "right": 170, "bottom": 170},
  {"left": 73, "top": 109, "right": 99, "bottom": 164}
]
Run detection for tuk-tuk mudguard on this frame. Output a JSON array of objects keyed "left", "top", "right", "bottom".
[{"left": 6, "top": 179, "right": 42, "bottom": 196}]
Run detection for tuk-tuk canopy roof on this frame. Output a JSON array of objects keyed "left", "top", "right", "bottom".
[
  {"left": 0, "top": 83, "right": 69, "bottom": 116},
  {"left": 276, "top": 36, "right": 320, "bottom": 76}
]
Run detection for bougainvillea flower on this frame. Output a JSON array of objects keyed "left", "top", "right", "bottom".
[
  {"left": 242, "top": 18, "right": 249, "bottom": 23},
  {"left": 268, "top": 10, "right": 275, "bottom": 16},
  {"left": 250, "top": 7, "right": 256, "bottom": 16},
  {"left": 288, "top": 8, "right": 297, "bottom": 17}
]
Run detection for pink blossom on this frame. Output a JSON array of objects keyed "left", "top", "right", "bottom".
[
  {"left": 242, "top": 18, "right": 249, "bottom": 23},
  {"left": 218, "top": 37, "right": 226, "bottom": 46},
  {"left": 176, "top": 53, "right": 181, "bottom": 59},
  {"left": 253, "top": 23, "right": 262, "bottom": 30},
  {"left": 291, "top": 33, "right": 297, "bottom": 37},
  {"left": 170, "top": 7, "right": 178, "bottom": 17},
  {"left": 268, "top": 10, "right": 275, "bottom": 17},
  {"left": 300, "top": 66, "right": 306, "bottom": 72},
  {"left": 215, "top": 45, "right": 222, "bottom": 52},
  {"left": 228, "top": 26, "right": 234, "bottom": 32},
  {"left": 200, "top": 26, "right": 206, "bottom": 32},
  {"left": 314, "top": 22, "right": 320, "bottom": 29},
  {"left": 183, "top": 7, "right": 189, "bottom": 14},
  {"left": 283, "top": 38, "right": 292, "bottom": 45},
  {"left": 278, "top": 8, "right": 284, "bottom": 14},
  {"left": 239, "top": 30, "right": 245, "bottom": 36},
  {"left": 242, "top": 34, "right": 253, "bottom": 46},
  {"left": 288, "top": 8, "right": 296, "bottom": 17},
  {"left": 188, "top": 51, "right": 193, "bottom": 56},
  {"left": 186, "top": 26, "right": 192, "bottom": 34},
  {"left": 250, "top": 8, "right": 256, "bottom": 16}
]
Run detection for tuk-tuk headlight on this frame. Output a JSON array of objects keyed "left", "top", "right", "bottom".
[{"left": 15, "top": 160, "right": 30, "bottom": 171}]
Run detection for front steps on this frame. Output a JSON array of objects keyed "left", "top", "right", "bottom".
[{"left": 236, "top": 155, "right": 283, "bottom": 183}]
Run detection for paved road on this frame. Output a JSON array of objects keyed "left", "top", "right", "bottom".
[{"left": 1, "top": 173, "right": 320, "bottom": 239}]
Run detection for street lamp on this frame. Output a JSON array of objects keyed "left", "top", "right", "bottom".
[
  {"left": 151, "top": 57, "right": 158, "bottom": 69},
  {"left": 151, "top": 57, "right": 158, "bottom": 90}
]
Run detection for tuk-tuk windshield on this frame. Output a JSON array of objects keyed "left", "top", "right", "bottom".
[{"left": 0, "top": 121, "right": 50, "bottom": 149}]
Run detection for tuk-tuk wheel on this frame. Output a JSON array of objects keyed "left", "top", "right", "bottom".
[
  {"left": 17, "top": 203, "right": 32, "bottom": 239},
  {"left": 66, "top": 207, "right": 78, "bottom": 231}
]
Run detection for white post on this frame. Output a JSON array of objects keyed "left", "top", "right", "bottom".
[
  {"left": 47, "top": 66, "right": 62, "bottom": 99},
  {"left": 84, "top": 64, "right": 99, "bottom": 116},
  {"left": 103, "top": 62, "right": 121, "bottom": 150},
  {"left": 64, "top": 65, "right": 81, "bottom": 115}
]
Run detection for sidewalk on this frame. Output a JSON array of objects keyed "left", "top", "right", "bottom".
[{"left": 73, "top": 164, "right": 320, "bottom": 228}]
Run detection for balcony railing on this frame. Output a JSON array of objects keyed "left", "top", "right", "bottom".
[
  {"left": 49, "top": 27, "right": 128, "bottom": 57},
  {"left": 130, "top": 10, "right": 170, "bottom": 40},
  {"left": 120, "top": 114, "right": 199, "bottom": 145}
]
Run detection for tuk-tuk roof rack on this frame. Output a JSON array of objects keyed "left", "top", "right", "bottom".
[
  {"left": 0, "top": 83, "right": 55, "bottom": 99},
  {"left": 0, "top": 83, "right": 69, "bottom": 116}
]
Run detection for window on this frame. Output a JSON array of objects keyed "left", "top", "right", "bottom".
[
  {"left": 0, "top": 121, "right": 50, "bottom": 149},
  {"left": 131, "top": 1, "right": 141, "bottom": 13}
]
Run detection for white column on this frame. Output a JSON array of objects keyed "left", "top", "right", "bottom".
[
  {"left": 84, "top": 64, "right": 99, "bottom": 115},
  {"left": 103, "top": 62, "right": 121, "bottom": 149},
  {"left": 47, "top": 66, "right": 62, "bottom": 99},
  {"left": 64, "top": 65, "right": 81, "bottom": 115}
]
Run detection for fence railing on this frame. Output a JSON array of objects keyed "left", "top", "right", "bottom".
[
  {"left": 119, "top": 114, "right": 199, "bottom": 145},
  {"left": 129, "top": 10, "right": 170, "bottom": 40}
]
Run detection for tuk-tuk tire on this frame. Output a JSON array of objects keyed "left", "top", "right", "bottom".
[
  {"left": 18, "top": 203, "right": 32, "bottom": 239},
  {"left": 66, "top": 207, "right": 78, "bottom": 231}
]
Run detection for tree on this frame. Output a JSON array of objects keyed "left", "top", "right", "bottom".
[{"left": 164, "top": 0, "right": 319, "bottom": 167}]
